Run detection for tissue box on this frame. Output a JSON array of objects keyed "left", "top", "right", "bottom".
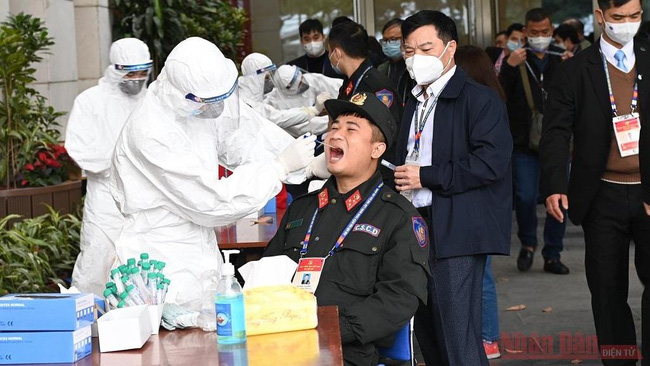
[
  {"left": 97, "top": 305, "right": 152, "bottom": 352},
  {"left": 0, "top": 293, "right": 94, "bottom": 331},
  {"left": 0, "top": 325, "right": 92, "bottom": 364},
  {"left": 247, "top": 328, "right": 319, "bottom": 366},
  {"left": 244, "top": 285, "right": 318, "bottom": 336}
]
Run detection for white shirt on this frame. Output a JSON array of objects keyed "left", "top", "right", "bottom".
[
  {"left": 406, "top": 65, "right": 457, "bottom": 208},
  {"left": 600, "top": 36, "right": 635, "bottom": 72}
]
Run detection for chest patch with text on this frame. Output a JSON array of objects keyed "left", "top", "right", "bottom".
[{"left": 353, "top": 223, "right": 381, "bottom": 237}]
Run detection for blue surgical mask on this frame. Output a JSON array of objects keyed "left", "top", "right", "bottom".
[
  {"left": 329, "top": 50, "right": 344, "bottom": 75},
  {"left": 506, "top": 40, "right": 522, "bottom": 52},
  {"left": 381, "top": 40, "right": 402, "bottom": 60}
]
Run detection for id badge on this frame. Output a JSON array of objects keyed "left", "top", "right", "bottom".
[
  {"left": 292, "top": 257, "right": 326, "bottom": 294},
  {"left": 612, "top": 113, "right": 641, "bottom": 157},
  {"left": 401, "top": 151, "right": 419, "bottom": 202},
  {"left": 405, "top": 150, "right": 419, "bottom": 165}
]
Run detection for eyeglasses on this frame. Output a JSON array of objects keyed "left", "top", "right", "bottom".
[{"left": 379, "top": 37, "right": 401, "bottom": 45}]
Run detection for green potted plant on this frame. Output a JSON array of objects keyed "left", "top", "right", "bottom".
[
  {"left": 111, "top": 0, "right": 247, "bottom": 76},
  {"left": 0, "top": 207, "right": 82, "bottom": 295},
  {"left": 0, "top": 13, "right": 82, "bottom": 221}
]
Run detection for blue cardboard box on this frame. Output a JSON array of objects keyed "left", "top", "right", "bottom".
[
  {"left": 0, "top": 325, "right": 92, "bottom": 364},
  {"left": 0, "top": 293, "right": 94, "bottom": 331}
]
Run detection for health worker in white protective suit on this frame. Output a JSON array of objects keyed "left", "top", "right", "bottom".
[
  {"left": 66, "top": 38, "right": 152, "bottom": 296},
  {"left": 240, "top": 53, "right": 333, "bottom": 137},
  {"left": 267, "top": 64, "right": 342, "bottom": 111},
  {"left": 110, "top": 37, "right": 316, "bottom": 308}
]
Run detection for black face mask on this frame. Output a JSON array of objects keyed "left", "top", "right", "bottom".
[
  {"left": 297, "top": 81, "right": 310, "bottom": 94},
  {"left": 119, "top": 79, "right": 146, "bottom": 95},
  {"left": 263, "top": 78, "right": 274, "bottom": 94}
]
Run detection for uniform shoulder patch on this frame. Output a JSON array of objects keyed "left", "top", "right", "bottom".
[
  {"left": 412, "top": 217, "right": 428, "bottom": 248},
  {"left": 375, "top": 89, "right": 394, "bottom": 108}
]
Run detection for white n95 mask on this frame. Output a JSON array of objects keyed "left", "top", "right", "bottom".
[
  {"left": 304, "top": 41, "right": 325, "bottom": 57},
  {"left": 528, "top": 36, "right": 552, "bottom": 52},
  {"left": 405, "top": 41, "right": 451, "bottom": 85},
  {"left": 603, "top": 21, "right": 641, "bottom": 46}
]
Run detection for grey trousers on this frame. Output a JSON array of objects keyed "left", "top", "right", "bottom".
[{"left": 414, "top": 254, "right": 488, "bottom": 366}]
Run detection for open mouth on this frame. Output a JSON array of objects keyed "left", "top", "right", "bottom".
[{"left": 328, "top": 146, "right": 344, "bottom": 162}]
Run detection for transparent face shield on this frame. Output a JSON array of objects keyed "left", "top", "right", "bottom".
[
  {"left": 183, "top": 80, "right": 240, "bottom": 122},
  {"left": 115, "top": 61, "right": 153, "bottom": 96},
  {"left": 256, "top": 64, "right": 277, "bottom": 95},
  {"left": 271, "top": 66, "right": 310, "bottom": 96}
]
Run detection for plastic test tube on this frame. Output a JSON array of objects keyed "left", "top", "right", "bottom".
[
  {"left": 154, "top": 261, "right": 166, "bottom": 273},
  {"left": 155, "top": 283, "right": 165, "bottom": 304},
  {"left": 160, "top": 278, "right": 170, "bottom": 303},
  {"left": 147, "top": 272, "right": 158, "bottom": 301},
  {"left": 121, "top": 275, "right": 133, "bottom": 288},
  {"left": 103, "top": 289, "right": 119, "bottom": 309},
  {"left": 141, "top": 262, "right": 151, "bottom": 283},
  {"left": 130, "top": 268, "right": 152, "bottom": 304},
  {"left": 112, "top": 270, "right": 125, "bottom": 293},
  {"left": 127, "top": 258, "right": 136, "bottom": 269},
  {"left": 120, "top": 292, "right": 137, "bottom": 307},
  {"left": 117, "top": 300, "right": 125, "bottom": 309},
  {"left": 105, "top": 282, "right": 117, "bottom": 297},
  {"left": 140, "top": 253, "right": 149, "bottom": 268},
  {"left": 126, "top": 285, "right": 146, "bottom": 305}
]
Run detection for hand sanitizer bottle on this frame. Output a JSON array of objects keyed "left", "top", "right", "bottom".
[{"left": 216, "top": 249, "right": 246, "bottom": 344}]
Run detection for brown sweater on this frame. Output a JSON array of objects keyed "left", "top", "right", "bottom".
[{"left": 602, "top": 62, "right": 641, "bottom": 183}]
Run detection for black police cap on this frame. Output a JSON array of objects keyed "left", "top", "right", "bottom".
[{"left": 324, "top": 92, "right": 397, "bottom": 148}]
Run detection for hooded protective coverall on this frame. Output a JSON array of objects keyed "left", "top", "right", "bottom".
[
  {"left": 110, "top": 37, "right": 312, "bottom": 308},
  {"left": 240, "top": 53, "right": 321, "bottom": 137},
  {"left": 266, "top": 64, "right": 342, "bottom": 110},
  {"left": 67, "top": 38, "right": 151, "bottom": 296}
]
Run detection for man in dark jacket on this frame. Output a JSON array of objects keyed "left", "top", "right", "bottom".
[
  {"left": 327, "top": 20, "right": 403, "bottom": 187},
  {"left": 377, "top": 18, "right": 415, "bottom": 107},
  {"left": 264, "top": 92, "right": 429, "bottom": 366},
  {"left": 287, "top": 18, "right": 343, "bottom": 79},
  {"left": 393, "top": 10, "right": 512, "bottom": 366},
  {"left": 541, "top": 0, "right": 650, "bottom": 363},
  {"left": 500, "top": 7, "right": 570, "bottom": 275}
]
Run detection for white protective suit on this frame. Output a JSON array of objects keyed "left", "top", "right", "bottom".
[
  {"left": 266, "top": 65, "right": 342, "bottom": 134},
  {"left": 110, "top": 37, "right": 308, "bottom": 308},
  {"left": 240, "top": 53, "right": 320, "bottom": 137},
  {"left": 67, "top": 38, "right": 152, "bottom": 296}
]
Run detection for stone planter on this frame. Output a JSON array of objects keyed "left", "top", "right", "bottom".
[{"left": 0, "top": 180, "right": 82, "bottom": 224}]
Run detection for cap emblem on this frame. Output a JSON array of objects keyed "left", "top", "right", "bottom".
[{"left": 350, "top": 93, "right": 367, "bottom": 106}]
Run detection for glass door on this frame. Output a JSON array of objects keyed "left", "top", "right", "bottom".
[
  {"left": 279, "top": 0, "right": 354, "bottom": 63},
  {"left": 373, "top": 0, "right": 472, "bottom": 44}
]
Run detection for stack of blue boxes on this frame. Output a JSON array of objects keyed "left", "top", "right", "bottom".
[{"left": 0, "top": 293, "right": 94, "bottom": 364}]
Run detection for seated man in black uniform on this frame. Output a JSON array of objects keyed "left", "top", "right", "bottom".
[{"left": 264, "top": 92, "right": 429, "bottom": 366}]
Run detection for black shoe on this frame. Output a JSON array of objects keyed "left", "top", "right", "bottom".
[
  {"left": 543, "top": 258, "right": 570, "bottom": 275},
  {"left": 517, "top": 247, "right": 534, "bottom": 272}
]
